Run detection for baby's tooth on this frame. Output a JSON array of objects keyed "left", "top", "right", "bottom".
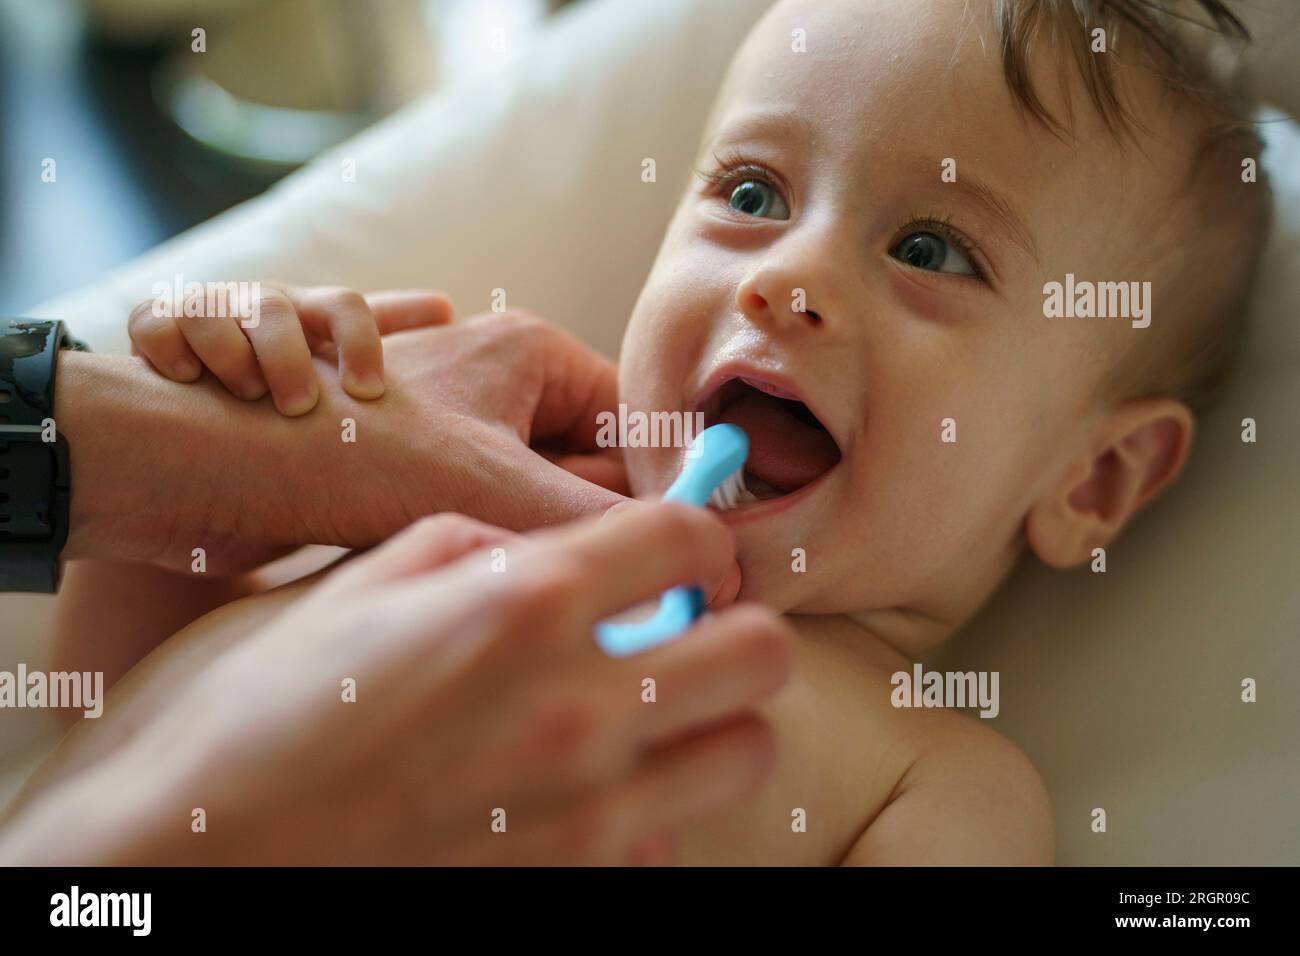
[{"left": 744, "top": 473, "right": 780, "bottom": 500}]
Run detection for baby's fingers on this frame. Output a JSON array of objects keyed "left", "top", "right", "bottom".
[
  {"left": 368, "top": 290, "right": 455, "bottom": 334},
  {"left": 173, "top": 306, "right": 269, "bottom": 402},
  {"left": 242, "top": 288, "right": 320, "bottom": 416},
  {"left": 127, "top": 301, "right": 202, "bottom": 383},
  {"left": 281, "top": 286, "right": 386, "bottom": 401}
]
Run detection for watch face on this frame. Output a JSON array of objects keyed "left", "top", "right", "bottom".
[
  {"left": 1, "top": 319, "right": 66, "bottom": 416},
  {"left": 2, "top": 319, "right": 55, "bottom": 365}
]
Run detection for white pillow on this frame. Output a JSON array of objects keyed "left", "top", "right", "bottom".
[{"left": 33, "top": 0, "right": 776, "bottom": 360}]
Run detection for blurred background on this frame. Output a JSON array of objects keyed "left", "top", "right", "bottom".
[{"left": 0, "top": 0, "right": 573, "bottom": 313}]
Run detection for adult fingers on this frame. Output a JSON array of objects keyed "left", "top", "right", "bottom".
[
  {"left": 524, "top": 320, "right": 622, "bottom": 453},
  {"left": 453, "top": 426, "right": 631, "bottom": 530},
  {"left": 597, "top": 499, "right": 739, "bottom": 607},
  {"left": 443, "top": 603, "right": 790, "bottom": 809},
  {"left": 595, "top": 713, "right": 776, "bottom": 862},
  {"left": 546, "top": 449, "right": 632, "bottom": 496},
  {"left": 433, "top": 713, "right": 775, "bottom": 865},
  {"left": 612, "top": 603, "right": 793, "bottom": 745},
  {"left": 516, "top": 501, "right": 736, "bottom": 627}
]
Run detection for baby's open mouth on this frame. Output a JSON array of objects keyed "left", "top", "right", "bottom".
[{"left": 695, "top": 375, "right": 842, "bottom": 508}]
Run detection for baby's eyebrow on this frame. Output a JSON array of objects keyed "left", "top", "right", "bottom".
[
  {"left": 948, "top": 174, "right": 1040, "bottom": 266},
  {"left": 711, "top": 108, "right": 813, "bottom": 149}
]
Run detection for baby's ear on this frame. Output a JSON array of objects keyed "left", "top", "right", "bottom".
[{"left": 1025, "top": 398, "right": 1194, "bottom": 569}]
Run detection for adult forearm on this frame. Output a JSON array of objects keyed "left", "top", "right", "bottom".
[{"left": 47, "top": 316, "right": 631, "bottom": 572}]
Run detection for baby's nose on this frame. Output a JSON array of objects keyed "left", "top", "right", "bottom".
[{"left": 736, "top": 280, "right": 823, "bottom": 329}]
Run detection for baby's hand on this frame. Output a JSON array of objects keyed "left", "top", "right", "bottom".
[{"left": 128, "top": 284, "right": 454, "bottom": 416}]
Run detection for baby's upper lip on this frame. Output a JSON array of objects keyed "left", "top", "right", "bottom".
[{"left": 690, "top": 362, "right": 844, "bottom": 453}]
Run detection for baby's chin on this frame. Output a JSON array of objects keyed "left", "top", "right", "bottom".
[
  {"left": 728, "top": 533, "right": 825, "bottom": 614},
  {"left": 732, "top": 562, "right": 798, "bottom": 611}
]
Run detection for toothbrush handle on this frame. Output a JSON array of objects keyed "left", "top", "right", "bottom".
[{"left": 595, "top": 585, "right": 704, "bottom": 657}]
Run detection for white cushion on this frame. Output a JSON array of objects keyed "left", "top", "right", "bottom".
[{"left": 29, "top": 0, "right": 775, "bottom": 361}]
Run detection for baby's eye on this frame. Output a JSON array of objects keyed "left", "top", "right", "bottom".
[
  {"left": 728, "top": 179, "right": 790, "bottom": 220},
  {"left": 890, "top": 231, "right": 975, "bottom": 276}
]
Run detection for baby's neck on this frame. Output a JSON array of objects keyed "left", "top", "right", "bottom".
[
  {"left": 838, "top": 607, "right": 958, "bottom": 663},
  {"left": 786, "top": 611, "right": 938, "bottom": 672}
]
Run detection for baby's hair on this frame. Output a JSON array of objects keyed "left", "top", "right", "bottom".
[
  {"left": 995, "top": 0, "right": 1248, "bottom": 139},
  {"left": 994, "top": 0, "right": 1272, "bottom": 414}
]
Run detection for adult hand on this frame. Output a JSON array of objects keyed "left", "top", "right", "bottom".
[
  {"left": 54, "top": 304, "right": 637, "bottom": 573},
  {"left": 294, "top": 308, "right": 636, "bottom": 542},
  {"left": 0, "top": 503, "right": 793, "bottom": 865}
]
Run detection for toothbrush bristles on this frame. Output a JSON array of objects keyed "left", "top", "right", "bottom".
[{"left": 708, "top": 468, "right": 746, "bottom": 510}]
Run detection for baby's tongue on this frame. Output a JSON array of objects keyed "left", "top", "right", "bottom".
[{"left": 716, "top": 392, "right": 840, "bottom": 494}]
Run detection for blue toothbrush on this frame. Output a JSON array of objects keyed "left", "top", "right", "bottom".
[{"left": 596, "top": 424, "right": 749, "bottom": 657}]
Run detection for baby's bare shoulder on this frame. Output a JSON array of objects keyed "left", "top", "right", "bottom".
[
  {"left": 845, "top": 707, "right": 1055, "bottom": 865},
  {"left": 786, "top": 616, "right": 1053, "bottom": 865}
]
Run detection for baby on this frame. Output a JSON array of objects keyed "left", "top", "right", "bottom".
[{"left": 41, "top": 0, "right": 1269, "bottom": 864}]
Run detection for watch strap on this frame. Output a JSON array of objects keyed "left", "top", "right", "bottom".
[{"left": 0, "top": 318, "right": 86, "bottom": 592}]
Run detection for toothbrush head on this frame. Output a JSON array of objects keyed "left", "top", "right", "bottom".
[
  {"left": 664, "top": 424, "right": 750, "bottom": 508},
  {"left": 706, "top": 468, "right": 747, "bottom": 511}
]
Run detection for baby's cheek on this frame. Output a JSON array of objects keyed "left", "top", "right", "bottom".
[
  {"left": 617, "top": 357, "right": 697, "bottom": 498},
  {"left": 622, "top": 443, "right": 679, "bottom": 499}
]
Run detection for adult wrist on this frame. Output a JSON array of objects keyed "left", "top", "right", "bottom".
[{"left": 54, "top": 351, "right": 275, "bottom": 570}]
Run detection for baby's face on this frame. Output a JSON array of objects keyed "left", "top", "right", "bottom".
[{"left": 619, "top": 0, "right": 1179, "bottom": 628}]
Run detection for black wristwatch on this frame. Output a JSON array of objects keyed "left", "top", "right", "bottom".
[{"left": 0, "top": 318, "right": 90, "bottom": 592}]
